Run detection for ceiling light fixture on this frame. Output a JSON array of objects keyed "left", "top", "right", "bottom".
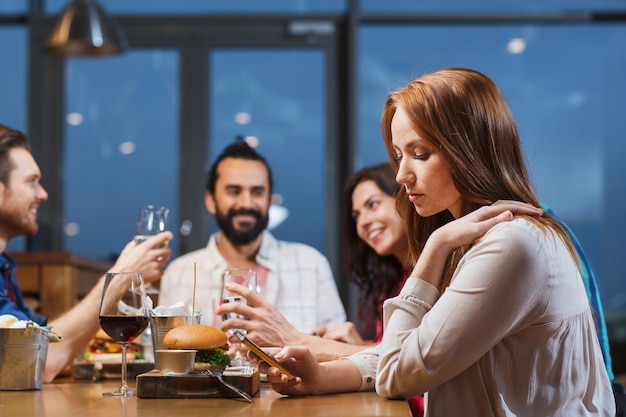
[{"left": 44, "top": 0, "right": 128, "bottom": 57}]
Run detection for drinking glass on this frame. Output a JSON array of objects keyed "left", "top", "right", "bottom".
[
  {"left": 134, "top": 205, "right": 169, "bottom": 247},
  {"left": 220, "top": 268, "right": 257, "bottom": 366},
  {"left": 134, "top": 205, "right": 169, "bottom": 295},
  {"left": 98, "top": 272, "right": 149, "bottom": 397}
]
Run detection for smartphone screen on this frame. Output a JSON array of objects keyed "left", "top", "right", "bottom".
[{"left": 233, "top": 330, "right": 296, "bottom": 380}]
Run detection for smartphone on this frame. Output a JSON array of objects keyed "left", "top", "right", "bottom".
[{"left": 232, "top": 330, "right": 296, "bottom": 380}]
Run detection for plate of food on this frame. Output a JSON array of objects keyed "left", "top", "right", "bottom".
[{"left": 74, "top": 329, "right": 154, "bottom": 380}]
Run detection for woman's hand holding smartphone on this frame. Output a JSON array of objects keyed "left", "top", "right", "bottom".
[{"left": 232, "top": 330, "right": 296, "bottom": 380}]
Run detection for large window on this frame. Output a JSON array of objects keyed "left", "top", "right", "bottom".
[
  {"left": 0, "top": 27, "right": 27, "bottom": 138},
  {"left": 209, "top": 49, "right": 327, "bottom": 252},
  {"left": 1, "top": 26, "right": 27, "bottom": 252},
  {"left": 0, "top": 1, "right": 26, "bottom": 12},
  {"left": 28, "top": 13, "right": 343, "bottom": 285},
  {"left": 63, "top": 50, "right": 179, "bottom": 260}
]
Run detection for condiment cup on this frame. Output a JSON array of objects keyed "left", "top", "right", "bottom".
[{"left": 155, "top": 349, "right": 197, "bottom": 374}]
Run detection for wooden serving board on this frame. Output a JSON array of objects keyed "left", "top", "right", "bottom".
[{"left": 136, "top": 367, "right": 260, "bottom": 399}]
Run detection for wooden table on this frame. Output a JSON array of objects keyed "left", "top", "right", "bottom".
[{"left": 0, "top": 379, "right": 411, "bottom": 417}]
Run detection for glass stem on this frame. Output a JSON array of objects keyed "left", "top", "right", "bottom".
[{"left": 120, "top": 342, "right": 129, "bottom": 393}]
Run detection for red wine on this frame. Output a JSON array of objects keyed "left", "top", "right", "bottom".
[{"left": 99, "top": 315, "right": 149, "bottom": 343}]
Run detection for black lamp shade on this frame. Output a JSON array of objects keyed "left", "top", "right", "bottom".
[{"left": 44, "top": 0, "right": 128, "bottom": 56}]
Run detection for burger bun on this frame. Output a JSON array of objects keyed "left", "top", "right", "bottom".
[
  {"left": 84, "top": 352, "right": 136, "bottom": 364},
  {"left": 163, "top": 324, "right": 227, "bottom": 350}
]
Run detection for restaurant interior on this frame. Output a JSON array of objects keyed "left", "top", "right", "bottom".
[{"left": 1, "top": 0, "right": 625, "bottom": 408}]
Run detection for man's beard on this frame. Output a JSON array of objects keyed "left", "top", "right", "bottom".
[
  {"left": 215, "top": 207, "right": 269, "bottom": 246},
  {"left": 0, "top": 204, "right": 39, "bottom": 239}
]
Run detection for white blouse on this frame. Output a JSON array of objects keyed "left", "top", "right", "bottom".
[{"left": 349, "top": 218, "right": 615, "bottom": 416}]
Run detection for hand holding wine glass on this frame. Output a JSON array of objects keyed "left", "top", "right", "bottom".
[
  {"left": 98, "top": 272, "right": 149, "bottom": 397},
  {"left": 220, "top": 268, "right": 257, "bottom": 366}
]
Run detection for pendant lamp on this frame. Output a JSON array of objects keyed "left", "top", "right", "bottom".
[{"left": 44, "top": 0, "right": 128, "bottom": 56}]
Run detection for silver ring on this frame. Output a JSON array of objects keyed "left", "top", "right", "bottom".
[{"left": 156, "top": 256, "right": 163, "bottom": 262}]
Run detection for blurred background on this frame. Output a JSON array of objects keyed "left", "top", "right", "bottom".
[{"left": 1, "top": 0, "right": 625, "bottom": 375}]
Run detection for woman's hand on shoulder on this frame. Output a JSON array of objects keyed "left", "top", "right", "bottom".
[
  {"left": 412, "top": 201, "right": 542, "bottom": 288},
  {"left": 433, "top": 200, "right": 543, "bottom": 252}
]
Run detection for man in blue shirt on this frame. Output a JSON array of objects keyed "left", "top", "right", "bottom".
[{"left": 0, "top": 123, "right": 172, "bottom": 382}]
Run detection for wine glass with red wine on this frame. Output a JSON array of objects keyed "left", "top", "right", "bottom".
[{"left": 98, "top": 272, "right": 149, "bottom": 397}]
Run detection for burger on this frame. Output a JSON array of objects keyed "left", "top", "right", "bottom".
[
  {"left": 163, "top": 324, "right": 231, "bottom": 371},
  {"left": 84, "top": 328, "right": 143, "bottom": 363}
]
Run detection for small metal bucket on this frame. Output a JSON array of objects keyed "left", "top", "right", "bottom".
[
  {"left": 0, "top": 325, "right": 52, "bottom": 390},
  {"left": 149, "top": 312, "right": 201, "bottom": 369}
]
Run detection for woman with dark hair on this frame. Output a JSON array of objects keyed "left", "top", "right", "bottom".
[
  {"left": 316, "top": 163, "right": 408, "bottom": 345},
  {"left": 314, "top": 163, "right": 423, "bottom": 416},
  {"left": 259, "top": 68, "right": 615, "bottom": 416}
]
